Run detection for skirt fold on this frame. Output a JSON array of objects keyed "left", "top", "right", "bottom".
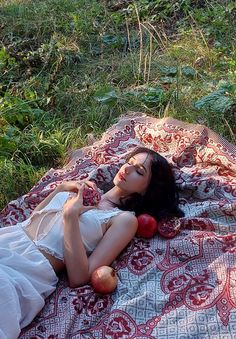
[{"left": 0, "top": 225, "right": 58, "bottom": 339}]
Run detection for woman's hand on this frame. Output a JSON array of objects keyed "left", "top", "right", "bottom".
[
  {"left": 34, "top": 180, "right": 98, "bottom": 214},
  {"left": 63, "top": 183, "right": 95, "bottom": 219},
  {"left": 56, "top": 180, "right": 99, "bottom": 194},
  {"left": 56, "top": 181, "right": 80, "bottom": 194},
  {"left": 33, "top": 181, "right": 80, "bottom": 213}
]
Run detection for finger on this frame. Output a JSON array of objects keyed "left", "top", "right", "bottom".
[
  {"left": 68, "top": 181, "right": 80, "bottom": 193},
  {"left": 90, "top": 181, "right": 98, "bottom": 191},
  {"left": 85, "top": 181, "right": 98, "bottom": 191},
  {"left": 75, "top": 182, "right": 81, "bottom": 191},
  {"left": 84, "top": 181, "right": 92, "bottom": 190},
  {"left": 77, "top": 183, "right": 85, "bottom": 199}
]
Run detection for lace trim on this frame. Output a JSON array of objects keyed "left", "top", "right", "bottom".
[
  {"left": 97, "top": 208, "right": 135, "bottom": 225},
  {"left": 36, "top": 244, "right": 64, "bottom": 261},
  {"left": 101, "top": 208, "right": 122, "bottom": 224}
]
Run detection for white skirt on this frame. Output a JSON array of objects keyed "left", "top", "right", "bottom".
[{"left": 0, "top": 225, "right": 58, "bottom": 339}]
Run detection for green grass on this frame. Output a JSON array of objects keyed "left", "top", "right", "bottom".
[
  {"left": 0, "top": 0, "right": 235, "bottom": 210},
  {"left": 0, "top": 158, "right": 46, "bottom": 208}
]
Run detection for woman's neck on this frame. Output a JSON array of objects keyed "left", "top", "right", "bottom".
[{"left": 100, "top": 186, "right": 128, "bottom": 207}]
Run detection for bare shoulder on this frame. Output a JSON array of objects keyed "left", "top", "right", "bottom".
[
  {"left": 113, "top": 211, "right": 138, "bottom": 229},
  {"left": 88, "top": 211, "right": 138, "bottom": 274}
]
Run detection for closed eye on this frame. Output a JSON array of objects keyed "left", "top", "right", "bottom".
[
  {"left": 127, "top": 161, "right": 145, "bottom": 176},
  {"left": 136, "top": 170, "right": 144, "bottom": 176}
]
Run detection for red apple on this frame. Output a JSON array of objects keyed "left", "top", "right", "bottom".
[
  {"left": 136, "top": 214, "right": 158, "bottom": 238},
  {"left": 91, "top": 266, "right": 118, "bottom": 294},
  {"left": 157, "top": 217, "right": 181, "bottom": 238},
  {"left": 83, "top": 187, "right": 101, "bottom": 206}
]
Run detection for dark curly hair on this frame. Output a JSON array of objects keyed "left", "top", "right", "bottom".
[{"left": 117, "top": 146, "right": 184, "bottom": 221}]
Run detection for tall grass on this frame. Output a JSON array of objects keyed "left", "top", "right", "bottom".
[
  {"left": 0, "top": 158, "right": 46, "bottom": 208},
  {"left": 0, "top": 0, "right": 235, "bottom": 210}
]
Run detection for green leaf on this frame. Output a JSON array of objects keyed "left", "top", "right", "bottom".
[
  {"left": 0, "top": 135, "right": 17, "bottom": 155},
  {"left": 124, "top": 90, "right": 140, "bottom": 98},
  {"left": 218, "top": 81, "right": 236, "bottom": 94},
  {"left": 194, "top": 89, "right": 234, "bottom": 113},
  {"left": 102, "top": 35, "right": 122, "bottom": 47},
  {"left": 0, "top": 95, "right": 44, "bottom": 129},
  {"left": 181, "top": 66, "right": 197, "bottom": 78},
  {"left": 227, "top": 2, "right": 236, "bottom": 13},
  {"left": 32, "top": 108, "right": 45, "bottom": 119},
  {"left": 0, "top": 47, "right": 16, "bottom": 69},
  {"left": 159, "top": 66, "right": 177, "bottom": 76},
  {"left": 0, "top": 47, "right": 8, "bottom": 68},
  {"left": 94, "top": 88, "right": 118, "bottom": 105},
  {"left": 160, "top": 76, "right": 175, "bottom": 84},
  {"left": 5, "top": 125, "right": 20, "bottom": 138},
  {"left": 141, "top": 87, "right": 166, "bottom": 106}
]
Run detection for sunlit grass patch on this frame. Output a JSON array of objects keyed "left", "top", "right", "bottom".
[
  {"left": 0, "top": 0, "right": 235, "bottom": 209},
  {"left": 0, "top": 158, "right": 46, "bottom": 210}
]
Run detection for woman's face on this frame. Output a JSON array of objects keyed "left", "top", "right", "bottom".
[{"left": 113, "top": 152, "right": 153, "bottom": 195}]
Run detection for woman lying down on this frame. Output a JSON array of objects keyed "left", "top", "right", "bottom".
[{"left": 0, "top": 147, "right": 183, "bottom": 338}]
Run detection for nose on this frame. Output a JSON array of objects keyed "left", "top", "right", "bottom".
[{"left": 124, "top": 163, "right": 132, "bottom": 174}]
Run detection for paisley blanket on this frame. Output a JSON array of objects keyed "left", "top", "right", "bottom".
[{"left": 1, "top": 113, "right": 236, "bottom": 338}]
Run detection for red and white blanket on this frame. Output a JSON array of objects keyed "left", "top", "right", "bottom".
[{"left": 1, "top": 113, "right": 236, "bottom": 338}]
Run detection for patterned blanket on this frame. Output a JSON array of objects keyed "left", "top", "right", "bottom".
[{"left": 1, "top": 113, "right": 236, "bottom": 338}]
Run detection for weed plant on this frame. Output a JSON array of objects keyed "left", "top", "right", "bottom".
[{"left": 0, "top": 0, "right": 235, "bottom": 210}]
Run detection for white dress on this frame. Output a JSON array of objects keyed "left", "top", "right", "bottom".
[{"left": 0, "top": 192, "right": 123, "bottom": 339}]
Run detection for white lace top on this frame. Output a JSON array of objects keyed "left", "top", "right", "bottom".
[{"left": 20, "top": 192, "right": 124, "bottom": 261}]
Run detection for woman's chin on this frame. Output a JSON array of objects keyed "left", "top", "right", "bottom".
[
  {"left": 114, "top": 179, "right": 129, "bottom": 192},
  {"left": 113, "top": 177, "right": 122, "bottom": 186}
]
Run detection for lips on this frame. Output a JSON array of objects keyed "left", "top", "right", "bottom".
[{"left": 118, "top": 172, "right": 126, "bottom": 181}]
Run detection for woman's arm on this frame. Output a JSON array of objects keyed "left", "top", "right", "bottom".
[
  {"left": 63, "top": 211, "right": 90, "bottom": 287},
  {"left": 88, "top": 212, "right": 138, "bottom": 274},
  {"left": 63, "top": 187, "right": 138, "bottom": 287},
  {"left": 63, "top": 184, "right": 93, "bottom": 287},
  {"left": 33, "top": 181, "right": 85, "bottom": 212},
  {"left": 34, "top": 180, "right": 98, "bottom": 212}
]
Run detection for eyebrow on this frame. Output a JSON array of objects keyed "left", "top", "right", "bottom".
[{"left": 131, "top": 156, "right": 148, "bottom": 172}]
